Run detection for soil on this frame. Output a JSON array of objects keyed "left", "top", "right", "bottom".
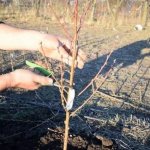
[
  {"left": 0, "top": 90, "right": 117, "bottom": 150},
  {"left": 0, "top": 18, "right": 150, "bottom": 150}
]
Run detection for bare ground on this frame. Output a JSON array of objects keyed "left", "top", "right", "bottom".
[{"left": 0, "top": 18, "right": 150, "bottom": 150}]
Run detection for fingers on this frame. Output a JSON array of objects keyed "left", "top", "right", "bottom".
[
  {"left": 55, "top": 46, "right": 85, "bottom": 69},
  {"left": 58, "top": 37, "right": 87, "bottom": 61},
  {"left": 57, "top": 41, "right": 86, "bottom": 69},
  {"left": 58, "top": 37, "right": 86, "bottom": 56},
  {"left": 78, "top": 49, "right": 87, "bottom": 62},
  {"left": 76, "top": 49, "right": 87, "bottom": 69},
  {"left": 76, "top": 55, "right": 84, "bottom": 69},
  {"left": 57, "top": 54, "right": 84, "bottom": 69},
  {"left": 34, "top": 75, "right": 53, "bottom": 86},
  {"left": 42, "top": 35, "right": 87, "bottom": 69}
]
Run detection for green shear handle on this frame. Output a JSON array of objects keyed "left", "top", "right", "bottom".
[{"left": 25, "top": 60, "right": 54, "bottom": 76}]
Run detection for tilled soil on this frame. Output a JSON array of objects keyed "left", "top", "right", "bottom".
[{"left": 0, "top": 109, "right": 116, "bottom": 150}]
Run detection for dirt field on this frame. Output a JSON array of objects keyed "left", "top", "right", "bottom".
[{"left": 0, "top": 18, "right": 150, "bottom": 150}]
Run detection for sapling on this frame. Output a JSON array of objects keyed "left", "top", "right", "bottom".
[{"left": 39, "top": 1, "right": 113, "bottom": 149}]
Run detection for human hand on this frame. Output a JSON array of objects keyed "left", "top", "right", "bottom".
[
  {"left": 39, "top": 35, "right": 86, "bottom": 69},
  {"left": 0, "top": 23, "right": 86, "bottom": 68},
  {"left": 9, "top": 69, "right": 53, "bottom": 90}
]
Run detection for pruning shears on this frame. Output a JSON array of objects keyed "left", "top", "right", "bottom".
[
  {"left": 26, "top": 60, "right": 60, "bottom": 88},
  {"left": 25, "top": 60, "right": 54, "bottom": 77},
  {"left": 25, "top": 60, "right": 75, "bottom": 111}
]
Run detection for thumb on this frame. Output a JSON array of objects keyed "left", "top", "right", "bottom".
[{"left": 34, "top": 75, "right": 53, "bottom": 86}]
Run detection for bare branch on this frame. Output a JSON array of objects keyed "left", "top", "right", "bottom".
[
  {"left": 77, "top": 0, "right": 93, "bottom": 34},
  {"left": 78, "top": 51, "right": 113, "bottom": 97},
  {"left": 49, "top": 4, "right": 73, "bottom": 41},
  {"left": 71, "top": 63, "right": 114, "bottom": 117}
]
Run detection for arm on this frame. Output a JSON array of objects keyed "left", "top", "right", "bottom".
[
  {"left": 0, "top": 73, "right": 11, "bottom": 91},
  {"left": 0, "top": 23, "right": 44, "bottom": 51},
  {"left": 0, "top": 23, "right": 86, "bottom": 68}
]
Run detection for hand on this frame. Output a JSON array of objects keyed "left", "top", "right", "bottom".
[
  {"left": 9, "top": 69, "right": 53, "bottom": 90},
  {"left": 39, "top": 34, "right": 86, "bottom": 69},
  {"left": 0, "top": 24, "right": 86, "bottom": 68}
]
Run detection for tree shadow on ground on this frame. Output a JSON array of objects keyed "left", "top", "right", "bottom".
[
  {"left": 75, "top": 39, "right": 150, "bottom": 88},
  {"left": 74, "top": 39, "right": 150, "bottom": 107}
]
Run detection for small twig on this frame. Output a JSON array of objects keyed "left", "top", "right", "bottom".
[
  {"left": 129, "top": 65, "right": 150, "bottom": 96},
  {"left": 77, "top": 0, "right": 93, "bottom": 33},
  {"left": 39, "top": 42, "right": 63, "bottom": 89},
  {"left": 0, "top": 119, "right": 50, "bottom": 140},
  {"left": 35, "top": 91, "right": 48, "bottom": 106},
  {"left": 0, "top": 118, "right": 42, "bottom": 123},
  {"left": 10, "top": 53, "right": 14, "bottom": 71},
  {"left": 49, "top": 4, "right": 72, "bottom": 41},
  {"left": 48, "top": 127, "right": 63, "bottom": 134},
  {"left": 84, "top": 116, "right": 106, "bottom": 123},
  {"left": 0, "top": 131, "right": 24, "bottom": 141},
  {"left": 69, "top": 1, "right": 78, "bottom": 86},
  {"left": 116, "top": 139, "right": 132, "bottom": 150},
  {"left": 27, "top": 102, "right": 51, "bottom": 109},
  {"left": 60, "top": 59, "right": 67, "bottom": 109},
  {"left": 28, "top": 118, "right": 53, "bottom": 131},
  {"left": 27, "top": 101, "right": 61, "bottom": 118},
  {"left": 78, "top": 52, "right": 112, "bottom": 96},
  {"left": 95, "top": 91, "right": 150, "bottom": 114},
  {"left": 71, "top": 65, "right": 113, "bottom": 117}
]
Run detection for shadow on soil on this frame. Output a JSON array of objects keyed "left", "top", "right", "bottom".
[
  {"left": 0, "top": 39, "right": 150, "bottom": 149},
  {"left": 75, "top": 39, "right": 150, "bottom": 105},
  {"left": 76, "top": 39, "right": 150, "bottom": 87}
]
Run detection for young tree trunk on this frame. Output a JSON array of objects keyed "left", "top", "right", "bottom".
[
  {"left": 35, "top": 0, "right": 41, "bottom": 17},
  {"left": 106, "top": 0, "right": 123, "bottom": 27},
  {"left": 141, "top": 0, "right": 149, "bottom": 27},
  {"left": 114, "top": 0, "right": 123, "bottom": 27},
  {"left": 12, "top": 0, "right": 20, "bottom": 14},
  {"left": 91, "top": 0, "right": 97, "bottom": 22},
  {"left": 63, "top": 1, "right": 78, "bottom": 150}
]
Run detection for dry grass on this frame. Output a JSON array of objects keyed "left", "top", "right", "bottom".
[{"left": 0, "top": 0, "right": 149, "bottom": 28}]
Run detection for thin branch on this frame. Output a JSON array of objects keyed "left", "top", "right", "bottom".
[
  {"left": 77, "top": 0, "right": 93, "bottom": 33},
  {"left": 71, "top": 63, "right": 114, "bottom": 117},
  {"left": 0, "top": 119, "right": 50, "bottom": 140},
  {"left": 39, "top": 42, "right": 63, "bottom": 89},
  {"left": 49, "top": 4, "right": 72, "bottom": 41},
  {"left": 78, "top": 51, "right": 113, "bottom": 97},
  {"left": 84, "top": 115, "right": 106, "bottom": 123},
  {"left": 60, "top": 59, "right": 67, "bottom": 109},
  {"left": 95, "top": 91, "right": 150, "bottom": 114},
  {"left": 106, "top": 0, "right": 114, "bottom": 18},
  {"left": 69, "top": 0, "right": 78, "bottom": 86},
  {"left": 48, "top": 127, "right": 63, "bottom": 134},
  {"left": 0, "top": 118, "right": 42, "bottom": 123}
]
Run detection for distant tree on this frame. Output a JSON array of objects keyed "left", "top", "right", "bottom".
[
  {"left": 91, "top": 0, "right": 97, "bottom": 21},
  {"left": 106, "top": 0, "right": 123, "bottom": 27},
  {"left": 35, "top": 0, "right": 41, "bottom": 17},
  {"left": 141, "top": 0, "right": 149, "bottom": 27},
  {"left": 12, "top": 0, "right": 19, "bottom": 6}
]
